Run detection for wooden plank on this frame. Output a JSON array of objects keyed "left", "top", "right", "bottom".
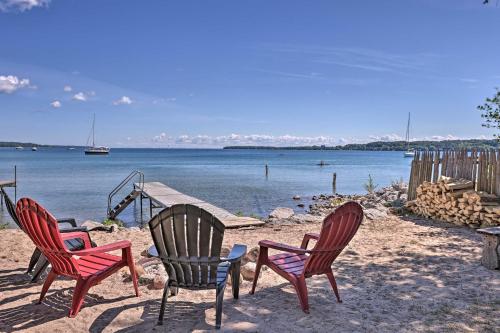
[
  {"left": 140, "top": 182, "right": 264, "bottom": 228},
  {"left": 0, "top": 180, "right": 15, "bottom": 188}
]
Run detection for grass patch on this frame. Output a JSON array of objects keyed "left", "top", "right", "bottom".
[
  {"left": 103, "top": 218, "right": 124, "bottom": 227},
  {"left": 0, "top": 223, "right": 9, "bottom": 230}
]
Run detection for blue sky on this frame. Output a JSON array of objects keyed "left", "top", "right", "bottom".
[{"left": 0, "top": 0, "right": 499, "bottom": 147}]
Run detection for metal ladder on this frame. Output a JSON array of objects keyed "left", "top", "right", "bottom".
[{"left": 107, "top": 170, "right": 144, "bottom": 220}]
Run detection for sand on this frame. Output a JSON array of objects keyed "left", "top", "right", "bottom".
[{"left": 0, "top": 215, "right": 499, "bottom": 332}]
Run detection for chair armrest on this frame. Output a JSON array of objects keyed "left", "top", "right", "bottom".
[
  {"left": 258, "top": 240, "right": 308, "bottom": 255},
  {"left": 60, "top": 231, "right": 92, "bottom": 249},
  {"left": 70, "top": 240, "right": 131, "bottom": 256},
  {"left": 223, "top": 244, "right": 247, "bottom": 263},
  {"left": 57, "top": 218, "right": 77, "bottom": 228},
  {"left": 301, "top": 233, "right": 320, "bottom": 249}
]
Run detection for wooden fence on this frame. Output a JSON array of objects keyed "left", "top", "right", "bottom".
[{"left": 408, "top": 149, "right": 500, "bottom": 200}]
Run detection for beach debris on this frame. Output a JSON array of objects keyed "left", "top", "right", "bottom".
[
  {"left": 269, "top": 207, "right": 294, "bottom": 219},
  {"left": 292, "top": 195, "right": 301, "bottom": 200}
]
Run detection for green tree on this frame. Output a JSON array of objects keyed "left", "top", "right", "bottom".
[{"left": 477, "top": 89, "right": 500, "bottom": 141}]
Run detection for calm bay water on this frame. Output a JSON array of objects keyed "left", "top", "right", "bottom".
[{"left": 0, "top": 148, "right": 411, "bottom": 227}]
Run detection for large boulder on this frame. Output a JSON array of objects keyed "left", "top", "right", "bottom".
[{"left": 269, "top": 207, "right": 294, "bottom": 219}]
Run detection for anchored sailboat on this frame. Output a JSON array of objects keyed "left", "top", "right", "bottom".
[
  {"left": 404, "top": 112, "right": 414, "bottom": 158},
  {"left": 84, "top": 114, "right": 110, "bottom": 155}
]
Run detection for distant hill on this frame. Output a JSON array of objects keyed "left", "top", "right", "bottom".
[
  {"left": 0, "top": 142, "right": 82, "bottom": 148},
  {"left": 223, "top": 139, "right": 499, "bottom": 151}
]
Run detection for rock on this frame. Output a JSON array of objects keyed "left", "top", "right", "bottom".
[
  {"left": 153, "top": 274, "right": 167, "bottom": 290},
  {"left": 290, "top": 214, "right": 323, "bottom": 224},
  {"left": 220, "top": 247, "right": 231, "bottom": 258},
  {"left": 135, "top": 264, "right": 146, "bottom": 277},
  {"left": 241, "top": 262, "right": 259, "bottom": 281},
  {"left": 81, "top": 220, "right": 104, "bottom": 229},
  {"left": 364, "top": 208, "right": 389, "bottom": 220},
  {"left": 269, "top": 207, "right": 294, "bottom": 219},
  {"left": 297, "top": 203, "right": 305, "bottom": 208},
  {"left": 242, "top": 246, "right": 259, "bottom": 265},
  {"left": 292, "top": 195, "right": 301, "bottom": 200},
  {"left": 137, "top": 257, "right": 162, "bottom": 267}
]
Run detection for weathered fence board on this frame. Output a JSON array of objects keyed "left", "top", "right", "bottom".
[{"left": 408, "top": 149, "right": 500, "bottom": 200}]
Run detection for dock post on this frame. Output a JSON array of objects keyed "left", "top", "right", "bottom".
[
  {"left": 140, "top": 193, "right": 143, "bottom": 222},
  {"left": 14, "top": 165, "right": 17, "bottom": 202},
  {"left": 332, "top": 173, "right": 337, "bottom": 194},
  {"left": 149, "top": 198, "right": 153, "bottom": 218},
  {"left": 265, "top": 164, "right": 269, "bottom": 178}
]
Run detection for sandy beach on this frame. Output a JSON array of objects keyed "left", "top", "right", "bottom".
[{"left": 0, "top": 214, "right": 498, "bottom": 332}]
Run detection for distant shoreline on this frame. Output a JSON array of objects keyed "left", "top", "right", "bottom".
[
  {"left": 224, "top": 139, "right": 499, "bottom": 151},
  {"left": 1, "top": 139, "right": 498, "bottom": 151}
]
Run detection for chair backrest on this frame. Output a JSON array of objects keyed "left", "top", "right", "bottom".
[
  {"left": 16, "top": 197, "right": 80, "bottom": 277},
  {"left": 0, "top": 188, "right": 22, "bottom": 229},
  {"left": 304, "top": 201, "right": 363, "bottom": 276},
  {"left": 149, "top": 204, "right": 225, "bottom": 289}
]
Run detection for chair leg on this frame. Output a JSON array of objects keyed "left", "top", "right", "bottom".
[
  {"left": 231, "top": 262, "right": 241, "bottom": 299},
  {"left": 27, "top": 248, "right": 42, "bottom": 274},
  {"left": 31, "top": 256, "right": 50, "bottom": 283},
  {"left": 38, "top": 269, "right": 57, "bottom": 303},
  {"left": 291, "top": 276, "right": 310, "bottom": 314},
  {"left": 157, "top": 281, "right": 170, "bottom": 325},
  {"left": 69, "top": 278, "right": 92, "bottom": 317},
  {"left": 326, "top": 270, "right": 342, "bottom": 303},
  {"left": 249, "top": 259, "right": 263, "bottom": 295},
  {"left": 125, "top": 248, "right": 140, "bottom": 297},
  {"left": 215, "top": 282, "right": 226, "bottom": 329}
]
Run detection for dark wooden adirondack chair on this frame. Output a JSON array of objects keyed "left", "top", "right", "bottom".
[
  {"left": 0, "top": 188, "right": 112, "bottom": 282},
  {"left": 250, "top": 201, "right": 363, "bottom": 313},
  {"left": 16, "top": 197, "right": 139, "bottom": 317},
  {"left": 148, "top": 204, "right": 247, "bottom": 329}
]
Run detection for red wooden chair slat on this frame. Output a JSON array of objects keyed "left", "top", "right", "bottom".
[
  {"left": 250, "top": 201, "right": 363, "bottom": 313},
  {"left": 16, "top": 198, "right": 139, "bottom": 317}
]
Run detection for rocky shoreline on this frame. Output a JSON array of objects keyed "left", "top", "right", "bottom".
[{"left": 266, "top": 181, "right": 409, "bottom": 225}]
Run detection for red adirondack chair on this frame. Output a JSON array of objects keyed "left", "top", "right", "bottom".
[
  {"left": 250, "top": 201, "right": 363, "bottom": 313},
  {"left": 16, "top": 197, "right": 139, "bottom": 317}
]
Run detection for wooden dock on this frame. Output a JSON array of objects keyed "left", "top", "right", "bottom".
[
  {"left": 138, "top": 182, "right": 265, "bottom": 228},
  {"left": 0, "top": 180, "right": 15, "bottom": 188}
]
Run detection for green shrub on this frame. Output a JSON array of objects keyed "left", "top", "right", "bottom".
[
  {"left": 364, "top": 174, "right": 378, "bottom": 194},
  {"left": 103, "top": 218, "right": 124, "bottom": 227},
  {"left": 0, "top": 223, "right": 8, "bottom": 230}
]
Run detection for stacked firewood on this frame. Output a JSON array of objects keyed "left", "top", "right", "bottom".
[{"left": 406, "top": 176, "right": 500, "bottom": 227}]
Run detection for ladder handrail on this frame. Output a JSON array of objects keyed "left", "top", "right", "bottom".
[{"left": 107, "top": 170, "right": 144, "bottom": 216}]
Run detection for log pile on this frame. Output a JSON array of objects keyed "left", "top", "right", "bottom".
[{"left": 406, "top": 176, "right": 500, "bottom": 227}]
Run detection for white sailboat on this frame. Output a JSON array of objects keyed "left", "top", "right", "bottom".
[
  {"left": 404, "top": 112, "right": 415, "bottom": 158},
  {"left": 84, "top": 114, "right": 110, "bottom": 155}
]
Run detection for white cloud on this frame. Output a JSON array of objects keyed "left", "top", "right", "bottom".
[
  {"left": 50, "top": 100, "right": 61, "bottom": 108},
  {"left": 151, "top": 133, "right": 340, "bottom": 147},
  {"left": 113, "top": 96, "right": 133, "bottom": 105},
  {"left": 146, "top": 132, "right": 492, "bottom": 148},
  {"left": 459, "top": 78, "right": 478, "bottom": 83},
  {"left": 0, "top": 0, "right": 50, "bottom": 12},
  {"left": 63, "top": 85, "right": 72, "bottom": 92},
  {"left": 0, "top": 75, "right": 33, "bottom": 94},
  {"left": 368, "top": 134, "right": 404, "bottom": 141},
  {"left": 72, "top": 92, "right": 88, "bottom": 101}
]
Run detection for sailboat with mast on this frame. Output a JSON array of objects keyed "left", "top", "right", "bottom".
[
  {"left": 84, "top": 114, "right": 110, "bottom": 155},
  {"left": 404, "top": 112, "right": 415, "bottom": 158}
]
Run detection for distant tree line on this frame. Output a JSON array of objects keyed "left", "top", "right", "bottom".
[{"left": 224, "top": 139, "right": 499, "bottom": 151}]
